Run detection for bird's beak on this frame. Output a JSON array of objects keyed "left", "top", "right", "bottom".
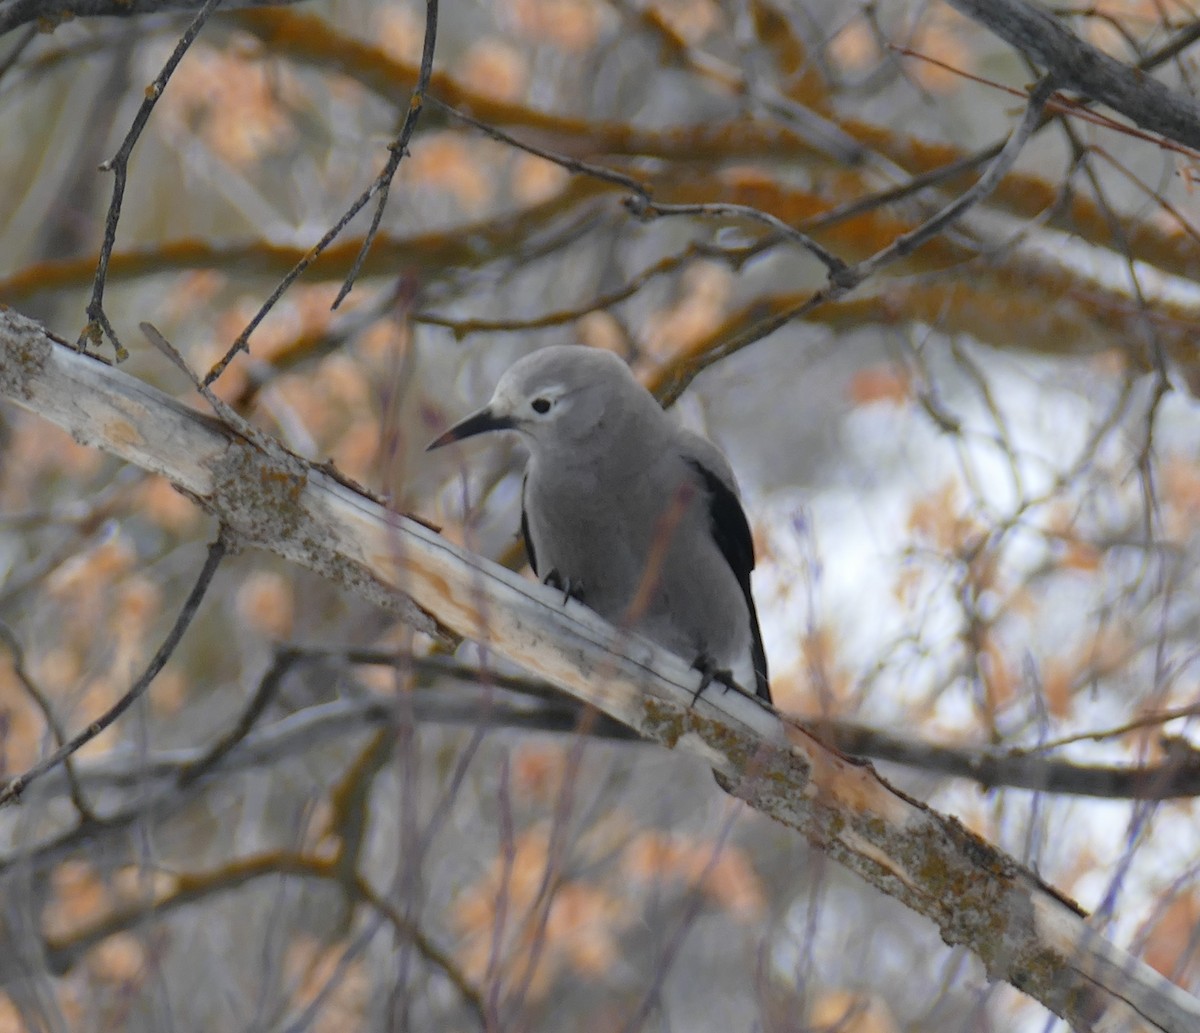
[{"left": 426, "top": 407, "right": 515, "bottom": 451}]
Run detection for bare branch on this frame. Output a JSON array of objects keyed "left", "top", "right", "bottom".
[
  {"left": 947, "top": 0, "right": 1200, "bottom": 151},
  {"left": 0, "top": 621, "right": 93, "bottom": 818},
  {"left": 0, "top": 0, "right": 299, "bottom": 36},
  {"left": 653, "top": 77, "right": 1058, "bottom": 405},
  {"left": 624, "top": 195, "right": 848, "bottom": 277},
  {"left": 77, "top": 0, "right": 224, "bottom": 360},
  {"left": 0, "top": 528, "right": 229, "bottom": 807},
  {"left": 202, "top": 0, "right": 440, "bottom": 385},
  {"left": 436, "top": 98, "right": 649, "bottom": 194}
]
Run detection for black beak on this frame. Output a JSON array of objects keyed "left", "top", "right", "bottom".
[{"left": 426, "top": 407, "right": 515, "bottom": 451}]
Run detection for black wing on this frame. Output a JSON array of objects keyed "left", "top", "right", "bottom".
[
  {"left": 520, "top": 472, "right": 539, "bottom": 577},
  {"left": 686, "top": 459, "right": 771, "bottom": 703}
]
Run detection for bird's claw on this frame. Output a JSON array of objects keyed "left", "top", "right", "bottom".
[
  {"left": 544, "top": 569, "right": 584, "bottom": 606},
  {"left": 690, "top": 655, "right": 738, "bottom": 705}
]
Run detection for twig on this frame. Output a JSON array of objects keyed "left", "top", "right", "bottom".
[
  {"left": 0, "top": 621, "right": 94, "bottom": 819},
  {"left": 413, "top": 240, "right": 764, "bottom": 337},
  {"left": 947, "top": 0, "right": 1200, "bottom": 151},
  {"left": 140, "top": 322, "right": 269, "bottom": 447},
  {"left": 202, "top": 0, "right": 439, "bottom": 387},
  {"left": 77, "top": 0, "right": 224, "bottom": 360},
  {"left": 434, "top": 98, "right": 649, "bottom": 193},
  {"left": 624, "top": 195, "right": 848, "bottom": 276},
  {"left": 329, "top": 0, "right": 439, "bottom": 309},
  {"left": 841, "top": 76, "right": 1058, "bottom": 287},
  {"left": 174, "top": 644, "right": 294, "bottom": 787},
  {"left": 437, "top": 100, "right": 852, "bottom": 291},
  {"left": 0, "top": 528, "right": 230, "bottom": 807},
  {"left": 654, "top": 76, "right": 1059, "bottom": 404},
  {"left": 891, "top": 44, "right": 1200, "bottom": 160}
]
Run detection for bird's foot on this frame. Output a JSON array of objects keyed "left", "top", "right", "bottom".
[
  {"left": 690, "top": 654, "right": 740, "bottom": 705},
  {"left": 544, "top": 569, "right": 584, "bottom": 606}
]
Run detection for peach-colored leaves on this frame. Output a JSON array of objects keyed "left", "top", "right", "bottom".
[
  {"left": 451, "top": 820, "right": 765, "bottom": 1002},
  {"left": 159, "top": 45, "right": 300, "bottom": 166}
]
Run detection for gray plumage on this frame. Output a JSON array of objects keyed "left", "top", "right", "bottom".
[{"left": 428, "top": 346, "right": 770, "bottom": 703}]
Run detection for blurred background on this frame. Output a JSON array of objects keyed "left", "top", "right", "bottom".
[{"left": 2, "top": 0, "right": 1200, "bottom": 1028}]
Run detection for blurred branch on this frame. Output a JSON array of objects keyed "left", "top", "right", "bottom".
[
  {"left": 24, "top": 666, "right": 1200, "bottom": 806},
  {"left": 0, "top": 621, "right": 92, "bottom": 818},
  {"left": 806, "top": 719, "right": 1200, "bottom": 801},
  {"left": 0, "top": 181, "right": 606, "bottom": 300},
  {"left": 0, "top": 528, "right": 229, "bottom": 807},
  {"left": 621, "top": 1, "right": 867, "bottom": 166},
  {"left": 652, "top": 78, "right": 1058, "bottom": 404},
  {"left": 413, "top": 245, "right": 712, "bottom": 336},
  {"left": 3, "top": 309, "right": 1200, "bottom": 1031},
  {"left": 229, "top": 7, "right": 1200, "bottom": 284},
  {"left": 231, "top": 7, "right": 858, "bottom": 166},
  {"left": 0, "top": 23, "right": 35, "bottom": 82},
  {"left": 40, "top": 849, "right": 486, "bottom": 1024},
  {"left": 0, "top": 0, "right": 300, "bottom": 35},
  {"left": 642, "top": 256, "right": 1200, "bottom": 403},
  {"left": 892, "top": 45, "right": 1200, "bottom": 160},
  {"left": 947, "top": 0, "right": 1200, "bottom": 150}
]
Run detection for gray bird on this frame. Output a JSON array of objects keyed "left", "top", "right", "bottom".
[{"left": 428, "top": 346, "right": 770, "bottom": 704}]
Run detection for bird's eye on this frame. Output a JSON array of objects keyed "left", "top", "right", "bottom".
[{"left": 531, "top": 398, "right": 552, "bottom": 414}]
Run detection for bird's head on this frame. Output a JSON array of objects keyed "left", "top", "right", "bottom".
[{"left": 427, "top": 346, "right": 647, "bottom": 456}]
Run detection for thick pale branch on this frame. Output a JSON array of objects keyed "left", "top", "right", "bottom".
[{"left": 2, "top": 308, "right": 1199, "bottom": 1031}]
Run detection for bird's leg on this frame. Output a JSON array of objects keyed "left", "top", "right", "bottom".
[
  {"left": 543, "top": 568, "right": 584, "bottom": 605},
  {"left": 690, "top": 654, "right": 741, "bottom": 705}
]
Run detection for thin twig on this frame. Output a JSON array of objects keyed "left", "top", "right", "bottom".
[
  {"left": 442, "top": 97, "right": 848, "bottom": 275},
  {"left": 434, "top": 98, "right": 649, "bottom": 193},
  {"left": 330, "top": 0, "right": 439, "bottom": 309},
  {"left": 0, "top": 621, "right": 94, "bottom": 819},
  {"left": 891, "top": 45, "right": 1200, "bottom": 160},
  {"left": 202, "top": 0, "right": 439, "bottom": 387},
  {"left": 1140, "top": 20, "right": 1200, "bottom": 70},
  {"left": 655, "top": 76, "right": 1060, "bottom": 404},
  {"left": 412, "top": 240, "right": 763, "bottom": 337},
  {"left": 624, "top": 195, "right": 848, "bottom": 276},
  {"left": 77, "top": 0, "right": 224, "bottom": 360},
  {"left": 140, "top": 322, "right": 269, "bottom": 447},
  {"left": 842, "top": 76, "right": 1059, "bottom": 287},
  {"left": 175, "top": 645, "right": 295, "bottom": 787},
  {"left": 0, "top": 528, "right": 230, "bottom": 807},
  {"left": 947, "top": 0, "right": 1200, "bottom": 150}
]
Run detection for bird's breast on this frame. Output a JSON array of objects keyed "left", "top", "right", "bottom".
[{"left": 528, "top": 457, "right": 704, "bottom": 602}]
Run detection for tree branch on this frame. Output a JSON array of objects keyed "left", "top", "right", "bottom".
[
  {"left": 2, "top": 306, "right": 1200, "bottom": 1031},
  {"left": 0, "top": 528, "right": 229, "bottom": 807},
  {"left": 947, "top": 0, "right": 1200, "bottom": 151},
  {"left": 0, "top": 0, "right": 302, "bottom": 37}
]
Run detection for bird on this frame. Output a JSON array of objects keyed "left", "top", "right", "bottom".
[{"left": 427, "top": 345, "right": 770, "bottom": 704}]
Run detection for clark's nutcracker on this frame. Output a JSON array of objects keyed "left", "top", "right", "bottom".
[{"left": 428, "top": 346, "right": 771, "bottom": 704}]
